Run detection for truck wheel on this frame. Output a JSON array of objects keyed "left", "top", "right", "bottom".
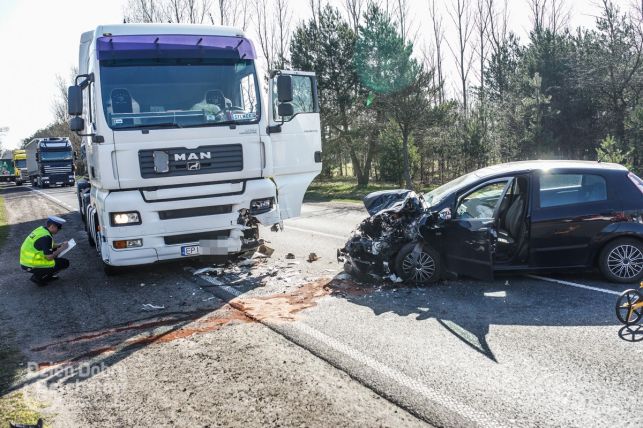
[
  {"left": 599, "top": 238, "right": 643, "bottom": 283},
  {"left": 394, "top": 242, "right": 442, "bottom": 285}
]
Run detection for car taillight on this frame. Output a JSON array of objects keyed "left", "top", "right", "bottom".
[{"left": 628, "top": 172, "right": 643, "bottom": 195}]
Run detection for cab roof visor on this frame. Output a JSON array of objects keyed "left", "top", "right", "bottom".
[{"left": 96, "top": 34, "right": 256, "bottom": 60}]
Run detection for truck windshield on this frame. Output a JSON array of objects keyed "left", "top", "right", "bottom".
[
  {"left": 100, "top": 58, "right": 260, "bottom": 130},
  {"left": 40, "top": 151, "right": 72, "bottom": 161},
  {"left": 15, "top": 160, "right": 26, "bottom": 169}
]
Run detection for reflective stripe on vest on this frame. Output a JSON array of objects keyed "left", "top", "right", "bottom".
[{"left": 20, "top": 226, "right": 55, "bottom": 268}]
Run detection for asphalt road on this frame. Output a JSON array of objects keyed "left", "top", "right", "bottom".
[{"left": 3, "top": 183, "right": 642, "bottom": 427}]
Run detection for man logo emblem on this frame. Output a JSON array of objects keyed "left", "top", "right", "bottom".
[{"left": 187, "top": 161, "right": 201, "bottom": 171}]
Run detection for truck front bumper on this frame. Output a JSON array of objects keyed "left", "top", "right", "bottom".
[{"left": 96, "top": 178, "right": 279, "bottom": 266}]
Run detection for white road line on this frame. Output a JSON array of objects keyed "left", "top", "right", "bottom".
[
  {"left": 284, "top": 225, "right": 347, "bottom": 241},
  {"left": 30, "top": 187, "right": 78, "bottom": 212},
  {"left": 526, "top": 274, "right": 621, "bottom": 296},
  {"left": 198, "top": 272, "right": 501, "bottom": 427}
]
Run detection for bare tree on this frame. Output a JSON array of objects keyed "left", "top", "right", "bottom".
[
  {"left": 429, "top": 0, "right": 446, "bottom": 104},
  {"left": 475, "top": 0, "right": 490, "bottom": 99},
  {"left": 123, "top": 0, "right": 163, "bottom": 22},
  {"left": 447, "top": 0, "right": 475, "bottom": 116},
  {"left": 527, "top": 0, "right": 570, "bottom": 35},
  {"left": 343, "top": 0, "right": 365, "bottom": 33},
  {"left": 275, "top": 0, "right": 292, "bottom": 69}
]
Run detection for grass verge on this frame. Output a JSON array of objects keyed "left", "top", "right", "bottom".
[
  {"left": 0, "top": 193, "right": 48, "bottom": 426},
  {"left": 304, "top": 178, "right": 434, "bottom": 203}
]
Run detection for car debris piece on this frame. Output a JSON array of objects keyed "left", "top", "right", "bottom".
[
  {"left": 238, "top": 258, "right": 256, "bottom": 267},
  {"left": 286, "top": 253, "right": 295, "bottom": 259},
  {"left": 193, "top": 267, "right": 222, "bottom": 276},
  {"left": 307, "top": 252, "right": 320, "bottom": 262},
  {"left": 142, "top": 303, "right": 165, "bottom": 311},
  {"left": 256, "top": 244, "right": 275, "bottom": 257}
]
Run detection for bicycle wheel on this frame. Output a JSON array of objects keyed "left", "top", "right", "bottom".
[{"left": 615, "top": 289, "right": 643, "bottom": 325}]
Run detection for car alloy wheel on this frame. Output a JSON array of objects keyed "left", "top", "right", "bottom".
[
  {"left": 607, "top": 244, "right": 643, "bottom": 281},
  {"left": 395, "top": 242, "right": 442, "bottom": 285}
]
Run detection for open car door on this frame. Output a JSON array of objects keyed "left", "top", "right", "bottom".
[
  {"left": 268, "top": 71, "right": 322, "bottom": 220},
  {"left": 442, "top": 178, "right": 513, "bottom": 280}
]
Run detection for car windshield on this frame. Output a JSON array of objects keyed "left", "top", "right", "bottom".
[
  {"left": 14, "top": 159, "right": 26, "bottom": 168},
  {"left": 41, "top": 151, "right": 72, "bottom": 161},
  {"left": 424, "top": 171, "right": 478, "bottom": 206},
  {"left": 100, "top": 58, "right": 260, "bottom": 130}
]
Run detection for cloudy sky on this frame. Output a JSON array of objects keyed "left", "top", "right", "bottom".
[{"left": 0, "top": 0, "right": 603, "bottom": 150}]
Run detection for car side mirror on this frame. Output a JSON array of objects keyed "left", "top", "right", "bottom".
[
  {"left": 69, "top": 116, "right": 85, "bottom": 132},
  {"left": 68, "top": 85, "right": 83, "bottom": 116},
  {"left": 438, "top": 207, "right": 452, "bottom": 222},
  {"left": 277, "top": 103, "right": 294, "bottom": 117},
  {"left": 277, "top": 75, "right": 293, "bottom": 102}
]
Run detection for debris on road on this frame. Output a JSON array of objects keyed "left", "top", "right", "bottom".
[
  {"left": 286, "top": 253, "right": 296, "bottom": 260},
  {"left": 193, "top": 267, "right": 223, "bottom": 276},
  {"left": 307, "top": 252, "right": 320, "bottom": 263},
  {"left": 238, "top": 258, "right": 257, "bottom": 267},
  {"left": 142, "top": 303, "right": 165, "bottom": 311},
  {"left": 256, "top": 244, "right": 275, "bottom": 257}
]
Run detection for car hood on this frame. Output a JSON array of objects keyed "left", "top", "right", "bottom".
[{"left": 362, "top": 189, "right": 429, "bottom": 216}]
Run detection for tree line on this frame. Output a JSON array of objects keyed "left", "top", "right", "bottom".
[{"left": 23, "top": 0, "right": 643, "bottom": 187}]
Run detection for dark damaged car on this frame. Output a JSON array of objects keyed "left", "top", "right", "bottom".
[{"left": 338, "top": 161, "right": 643, "bottom": 284}]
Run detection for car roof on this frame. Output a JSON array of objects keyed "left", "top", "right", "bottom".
[{"left": 472, "top": 160, "right": 628, "bottom": 178}]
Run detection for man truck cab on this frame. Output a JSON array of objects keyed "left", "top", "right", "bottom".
[{"left": 68, "top": 24, "right": 322, "bottom": 273}]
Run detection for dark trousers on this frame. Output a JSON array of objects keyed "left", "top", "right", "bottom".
[{"left": 22, "top": 258, "right": 70, "bottom": 281}]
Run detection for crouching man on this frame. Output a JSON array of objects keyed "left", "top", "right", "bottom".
[{"left": 20, "top": 216, "right": 69, "bottom": 286}]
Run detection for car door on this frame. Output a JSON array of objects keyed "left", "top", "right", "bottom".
[
  {"left": 268, "top": 71, "right": 323, "bottom": 220},
  {"left": 529, "top": 170, "right": 615, "bottom": 267},
  {"left": 443, "top": 178, "right": 513, "bottom": 280}
]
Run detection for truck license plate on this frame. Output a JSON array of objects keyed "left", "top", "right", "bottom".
[{"left": 181, "top": 245, "right": 199, "bottom": 256}]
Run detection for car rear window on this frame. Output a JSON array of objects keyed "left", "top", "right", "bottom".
[{"left": 539, "top": 173, "right": 607, "bottom": 208}]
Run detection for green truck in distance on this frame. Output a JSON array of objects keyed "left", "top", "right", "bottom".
[{"left": 0, "top": 150, "right": 16, "bottom": 183}]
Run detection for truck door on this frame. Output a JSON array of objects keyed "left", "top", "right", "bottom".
[
  {"left": 268, "top": 71, "right": 322, "bottom": 219},
  {"left": 442, "top": 178, "right": 512, "bottom": 280}
]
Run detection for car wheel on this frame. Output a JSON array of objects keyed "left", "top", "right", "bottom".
[
  {"left": 615, "top": 289, "right": 643, "bottom": 325},
  {"left": 599, "top": 238, "right": 643, "bottom": 283},
  {"left": 394, "top": 242, "right": 442, "bottom": 285}
]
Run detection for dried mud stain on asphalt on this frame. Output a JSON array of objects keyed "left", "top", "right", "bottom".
[{"left": 30, "top": 277, "right": 371, "bottom": 370}]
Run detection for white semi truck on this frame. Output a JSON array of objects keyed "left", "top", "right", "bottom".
[{"left": 68, "top": 24, "right": 322, "bottom": 273}]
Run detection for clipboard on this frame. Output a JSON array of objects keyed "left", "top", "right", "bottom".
[{"left": 58, "top": 238, "right": 76, "bottom": 257}]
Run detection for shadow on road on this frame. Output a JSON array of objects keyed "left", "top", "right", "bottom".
[{"left": 328, "top": 272, "right": 625, "bottom": 362}]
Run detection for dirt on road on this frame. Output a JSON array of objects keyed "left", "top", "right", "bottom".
[{"left": 0, "top": 185, "right": 424, "bottom": 427}]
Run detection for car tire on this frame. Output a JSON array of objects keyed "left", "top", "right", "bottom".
[
  {"left": 394, "top": 242, "right": 442, "bottom": 285},
  {"left": 599, "top": 238, "right": 643, "bottom": 284}
]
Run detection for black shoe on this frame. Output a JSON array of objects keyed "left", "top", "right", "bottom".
[{"left": 29, "top": 275, "right": 47, "bottom": 287}]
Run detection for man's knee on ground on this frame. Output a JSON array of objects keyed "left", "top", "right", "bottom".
[{"left": 56, "top": 258, "right": 70, "bottom": 270}]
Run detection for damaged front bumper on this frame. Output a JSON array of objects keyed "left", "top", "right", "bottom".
[{"left": 338, "top": 189, "right": 432, "bottom": 279}]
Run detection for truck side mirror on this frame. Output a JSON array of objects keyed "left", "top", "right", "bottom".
[
  {"left": 69, "top": 116, "right": 85, "bottom": 132},
  {"left": 277, "top": 75, "right": 293, "bottom": 103},
  {"left": 277, "top": 103, "right": 294, "bottom": 117},
  {"left": 68, "top": 85, "right": 83, "bottom": 116}
]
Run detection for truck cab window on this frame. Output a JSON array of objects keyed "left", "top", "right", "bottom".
[{"left": 273, "top": 75, "right": 316, "bottom": 122}]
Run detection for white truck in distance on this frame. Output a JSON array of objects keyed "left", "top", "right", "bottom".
[{"left": 68, "top": 24, "right": 322, "bottom": 273}]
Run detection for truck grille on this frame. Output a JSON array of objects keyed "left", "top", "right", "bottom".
[
  {"left": 158, "top": 205, "right": 232, "bottom": 220},
  {"left": 138, "top": 144, "right": 243, "bottom": 179},
  {"left": 164, "top": 230, "right": 230, "bottom": 245},
  {"left": 43, "top": 166, "right": 72, "bottom": 174}
]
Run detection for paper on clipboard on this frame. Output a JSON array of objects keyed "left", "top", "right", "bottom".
[{"left": 58, "top": 238, "right": 76, "bottom": 257}]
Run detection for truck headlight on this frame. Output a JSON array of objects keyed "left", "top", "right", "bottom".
[
  {"left": 110, "top": 211, "right": 141, "bottom": 226},
  {"left": 250, "top": 198, "right": 274, "bottom": 214}
]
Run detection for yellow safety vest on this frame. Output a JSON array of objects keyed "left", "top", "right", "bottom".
[{"left": 20, "top": 226, "right": 55, "bottom": 268}]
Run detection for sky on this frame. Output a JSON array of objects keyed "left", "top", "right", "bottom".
[{"left": 0, "top": 0, "right": 604, "bottom": 150}]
